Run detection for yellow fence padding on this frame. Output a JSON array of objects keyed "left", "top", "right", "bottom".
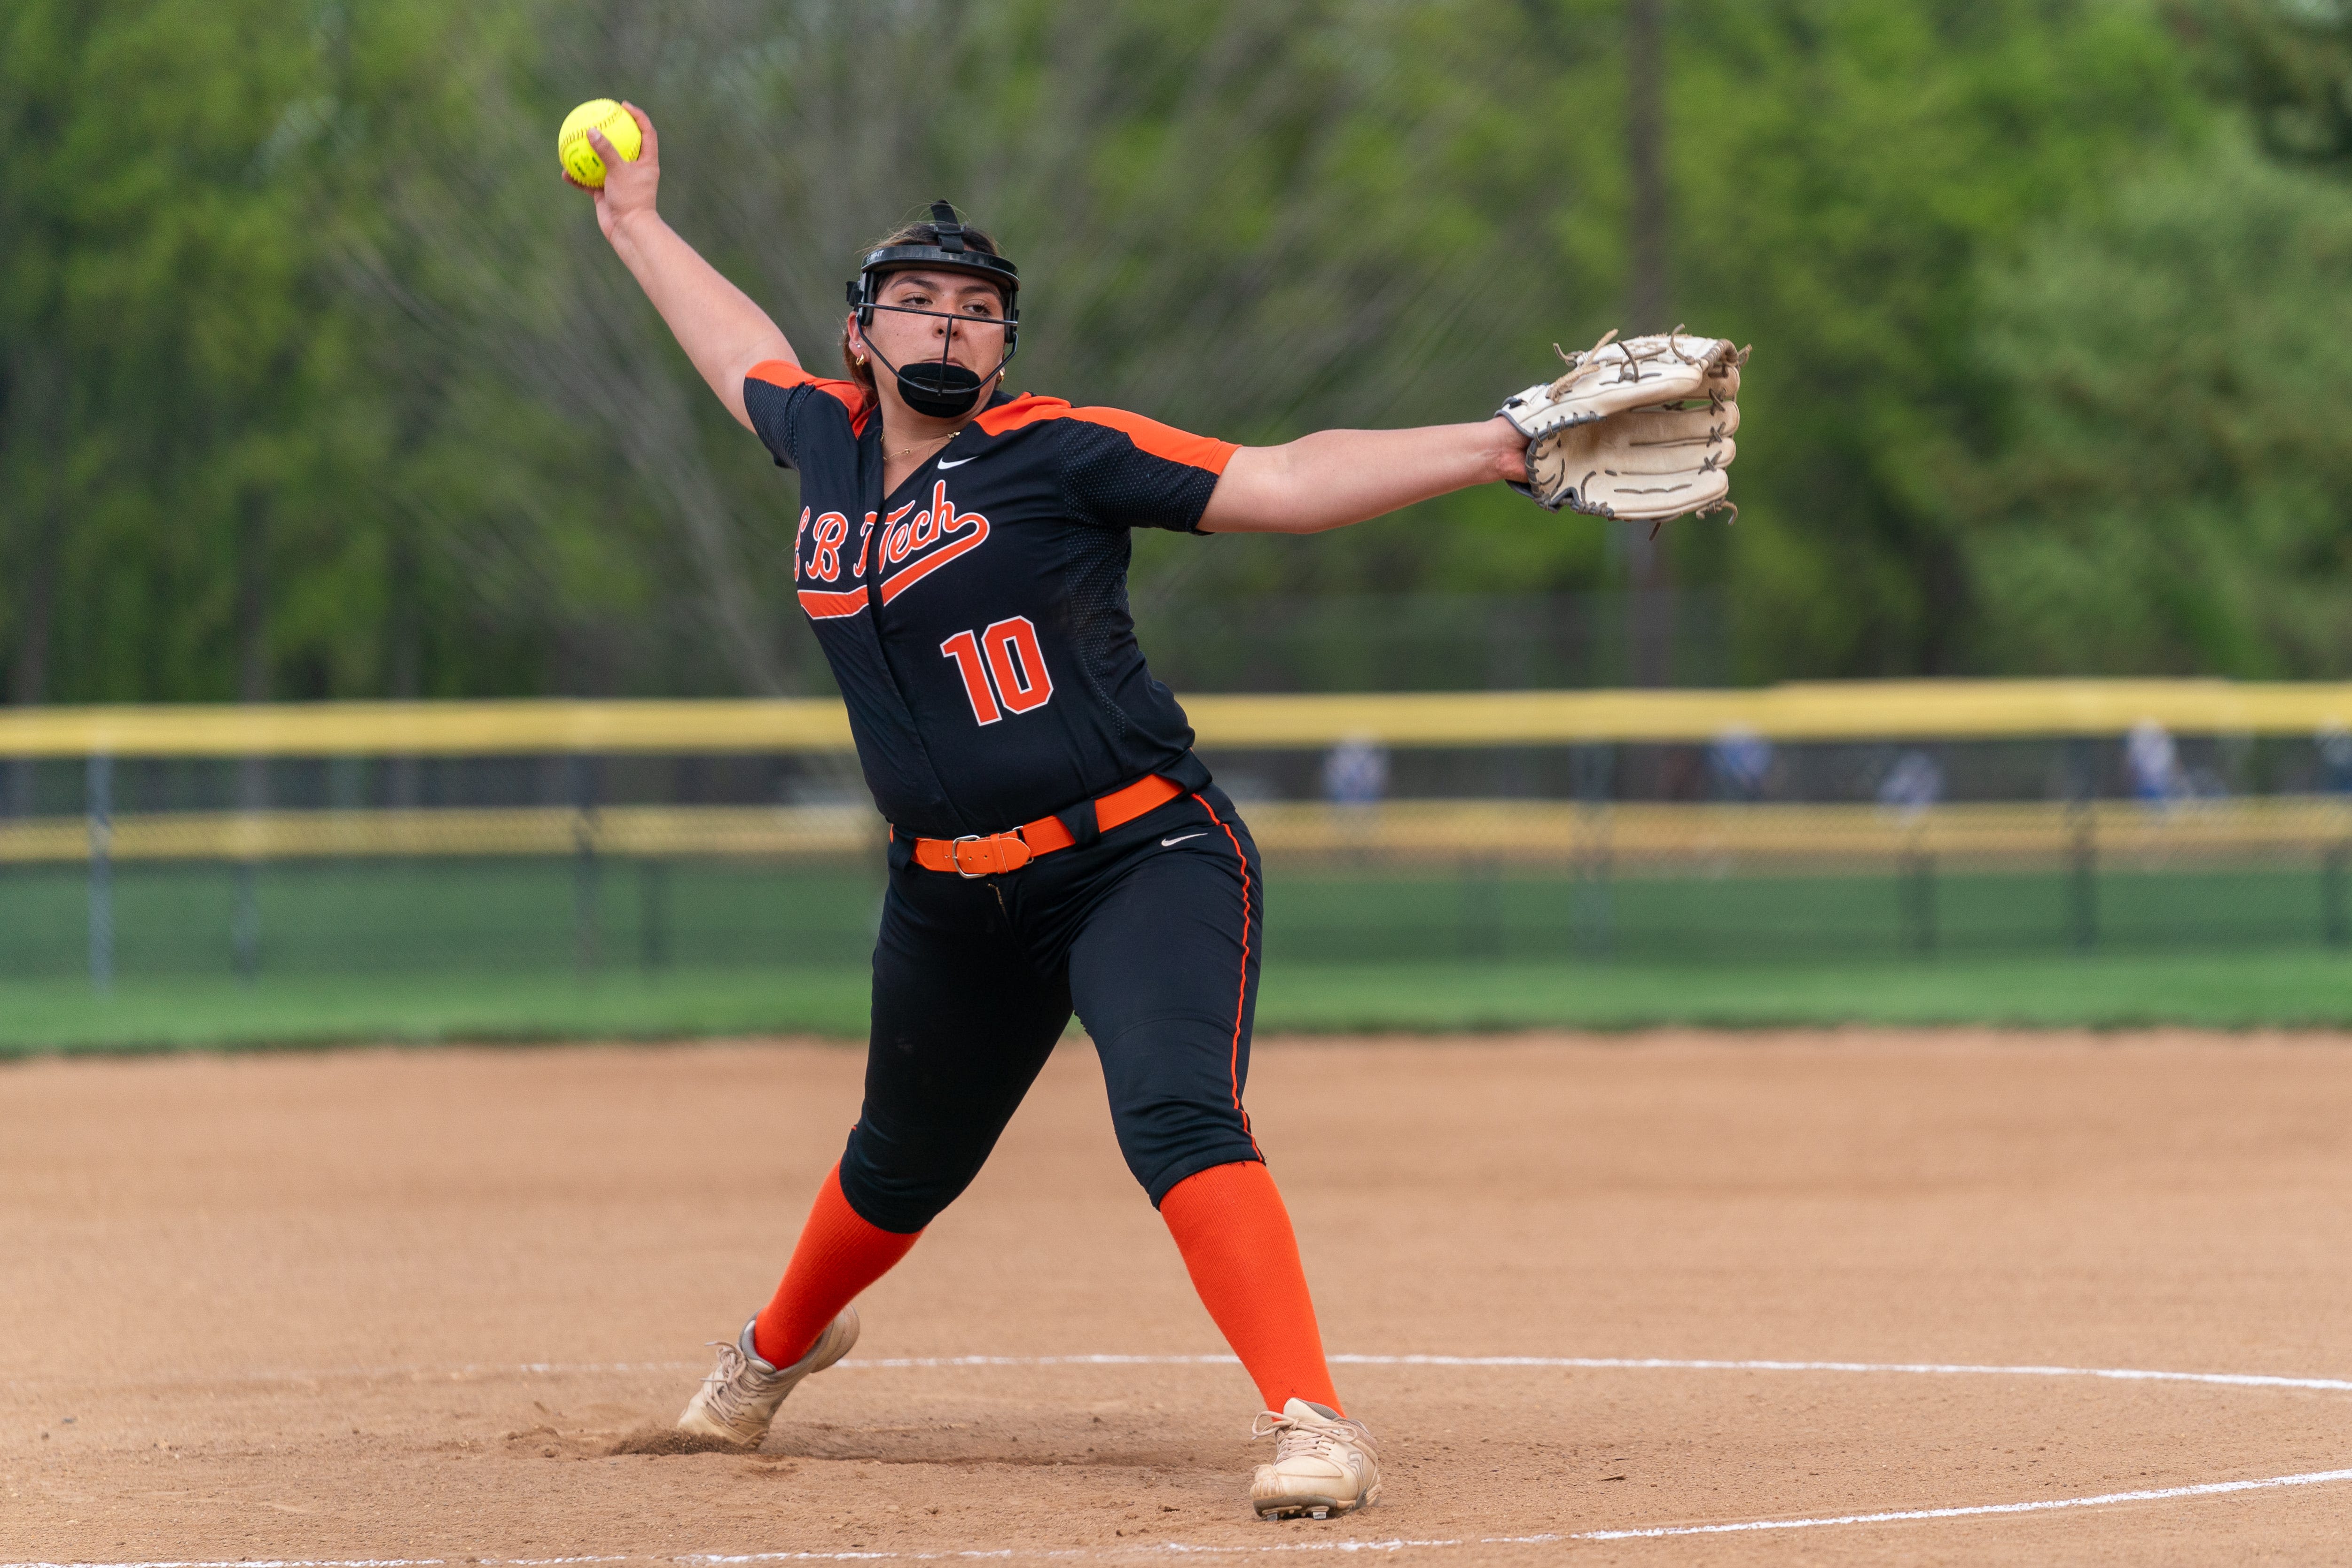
[
  {"left": 8, "top": 797, "right": 2345, "bottom": 870},
  {"left": 4, "top": 679, "right": 2352, "bottom": 757}
]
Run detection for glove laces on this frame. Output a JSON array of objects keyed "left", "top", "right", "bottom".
[{"left": 1545, "top": 325, "right": 1715, "bottom": 398}]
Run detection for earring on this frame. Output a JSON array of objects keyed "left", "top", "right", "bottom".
[{"left": 855, "top": 354, "right": 867, "bottom": 367}]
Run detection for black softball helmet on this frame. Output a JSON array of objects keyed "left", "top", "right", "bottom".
[{"left": 847, "top": 201, "right": 1021, "bottom": 418}]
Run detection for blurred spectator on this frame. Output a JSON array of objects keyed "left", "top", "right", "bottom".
[
  {"left": 2321, "top": 725, "right": 2352, "bottom": 794},
  {"left": 1877, "top": 749, "right": 1944, "bottom": 816},
  {"left": 2125, "top": 719, "right": 2188, "bottom": 802},
  {"left": 1323, "top": 734, "right": 1389, "bottom": 806},
  {"left": 1707, "top": 727, "right": 1773, "bottom": 801}
]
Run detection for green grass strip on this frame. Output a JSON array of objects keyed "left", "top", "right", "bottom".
[
  {"left": 1257, "top": 952, "right": 2352, "bottom": 1031},
  {"left": 2, "top": 950, "right": 2346, "bottom": 1057}
]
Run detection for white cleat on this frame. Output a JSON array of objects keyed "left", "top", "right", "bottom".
[
  {"left": 1250, "top": 1398, "right": 1382, "bottom": 1519},
  {"left": 675, "top": 1309, "right": 860, "bottom": 1446}
]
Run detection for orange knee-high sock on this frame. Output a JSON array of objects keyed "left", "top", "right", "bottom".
[
  {"left": 750, "top": 1163, "right": 922, "bottom": 1367},
  {"left": 1159, "top": 1160, "right": 1342, "bottom": 1415}
]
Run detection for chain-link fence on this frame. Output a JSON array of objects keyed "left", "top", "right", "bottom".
[{"left": 3, "top": 687, "right": 2349, "bottom": 985}]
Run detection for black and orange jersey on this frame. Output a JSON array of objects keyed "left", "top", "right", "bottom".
[{"left": 744, "top": 360, "right": 1235, "bottom": 838}]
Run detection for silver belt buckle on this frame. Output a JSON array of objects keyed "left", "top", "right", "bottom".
[{"left": 948, "top": 833, "right": 988, "bottom": 879}]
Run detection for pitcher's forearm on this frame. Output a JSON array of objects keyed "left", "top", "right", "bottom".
[
  {"left": 1199, "top": 419, "right": 1528, "bottom": 534},
  {"left": 607, "top": 211, "right": 795, "bottom": 428}
]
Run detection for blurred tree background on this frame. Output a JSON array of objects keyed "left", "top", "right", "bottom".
[{"left": 0, "top": 0, "right": 2346, "bottom": 706}]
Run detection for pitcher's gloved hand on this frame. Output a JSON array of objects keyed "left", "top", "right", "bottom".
[{"left": 1497, "top": 331, "right": 1747, "bottom": 525}]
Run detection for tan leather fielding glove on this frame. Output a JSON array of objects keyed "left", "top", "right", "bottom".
[{"left": 1499, "top": 331, "right": 1747, "bottom": 525}]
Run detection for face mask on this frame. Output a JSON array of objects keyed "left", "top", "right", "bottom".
[
  {"left": 860, "top": 332, "right": 998, "bottom": 419},
  {"left": 847, "top": 203, "right": 1022, "bottom": 421}
]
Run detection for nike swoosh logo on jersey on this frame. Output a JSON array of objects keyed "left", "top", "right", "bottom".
[
  {"left": 1161, "top": 832, "right": 1207, "bottom": 846},
  {"left": 936, "top": 455, "right": 977, "bottom": 468}
]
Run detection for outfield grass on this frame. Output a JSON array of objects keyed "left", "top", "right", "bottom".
[
  {"left": 0, "top": 968, "right": 877, "bottom": 1053},
  {"left": 1258, "top": 951, "right": 2352, "bottom": 1031},
  {"left": 2, "top": 949, "right": 2346, "bottom": 1056},
  {"left": 4, "top": 855, "right": 2345, "bottom": 1053},
  {"left": 4, "top": 858, "right": 2341, "bottom": 975}
]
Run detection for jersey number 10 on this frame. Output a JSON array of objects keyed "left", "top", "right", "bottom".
[{"left": 940, "top": 616, "right": 1055, "bottom": 726}]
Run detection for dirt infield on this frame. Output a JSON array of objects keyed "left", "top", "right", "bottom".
[{"left": 7, "top": 1031, "right": 2352, "bottom": 1565}]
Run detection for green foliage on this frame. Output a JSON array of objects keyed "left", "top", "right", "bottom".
[
  {"left": 0, "top": 0, "right": 2344, "bottom": 705},
  {"left": 1957, "top": 133, "right": 2352, "bottom": 674},
  {"left": 3, "top": 0, "right": 529, "bottom": 702},
  {"left": 1665, "top": 0, "right": 2204, "bottom": 677},
  {"left": 2182, "top": 0, "right": 2352, "bottom": 164}
]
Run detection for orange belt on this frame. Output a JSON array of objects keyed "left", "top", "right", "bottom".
[{"left": 905, "top": 773, "right": 1185, "bottom": 877}]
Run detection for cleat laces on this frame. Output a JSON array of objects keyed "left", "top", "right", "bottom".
[
  {"left": 1252, "top": 1407, "right": 1377, "bottom": 1470},
  {"left": 697, "top": 1338, "right": 777, "bottom": 1427}
]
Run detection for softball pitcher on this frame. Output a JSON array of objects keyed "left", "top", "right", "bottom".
[{"left": 571, "top": 103, "right": 1741, "bottom": 1521}]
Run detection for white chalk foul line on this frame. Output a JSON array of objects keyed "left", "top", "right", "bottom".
[
  {"left": 21, "top": 1468, "right": 2352, "bottom": 1568},
  {"left": 18, "top": 1352, "right": 2352, "bottom": 1568},
  {"left": 833, "top": 1351, "right": 2352, "bottom": 1395},
  {"left": 1347, "top": 1352, "right": 2352, "bottom": 1395},
  {"left": 14, "top": 1463, "right": 2352, "bottom": 1568},
  {"left": 680, "top": 1463, "right": 2352, "bottom": 1552},
  {"left": 1570, "top": 1464, "right": 2352, "bottom": 1540},
  {"left": 37, "top": 1461, "right": 2352, "bottom": 1568},
  {"left": 1, "top": 1560, "right": 633, "bottom": 1568},
  {"left": 47, "top": 1350, "right": 2352, "bottom": 1396}
]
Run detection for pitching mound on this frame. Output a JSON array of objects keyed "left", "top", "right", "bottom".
[{"left": 7, "top": 1030, "right": 2352, "bottom": 1564}]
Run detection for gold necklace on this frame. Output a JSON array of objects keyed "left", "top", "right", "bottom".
[{"left": 885, "top": 430, "right": 958, "bottom": 462}]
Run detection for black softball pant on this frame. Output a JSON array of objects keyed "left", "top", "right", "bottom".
[{"left": 837, "top": 783, "right": 1265, "bottom": 1234}]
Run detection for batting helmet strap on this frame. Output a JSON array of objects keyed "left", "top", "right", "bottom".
[{"left": 929, "top": 199, "right": 966, "bottom": 253}]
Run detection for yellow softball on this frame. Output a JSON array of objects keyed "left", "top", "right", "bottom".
[{"left": 557, "top": 99, "right": 642, "bottom": 188}]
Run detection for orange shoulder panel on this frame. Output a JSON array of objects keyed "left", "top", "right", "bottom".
[
  {"left": 748, "top": 359, "right": 868, "bottom": 419},
  {"left": 974, "top": 394, "right": 1073, "bottom": 435},
  {"left": 976, "top": 397, "right": 1237, "bottom": 474}
]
